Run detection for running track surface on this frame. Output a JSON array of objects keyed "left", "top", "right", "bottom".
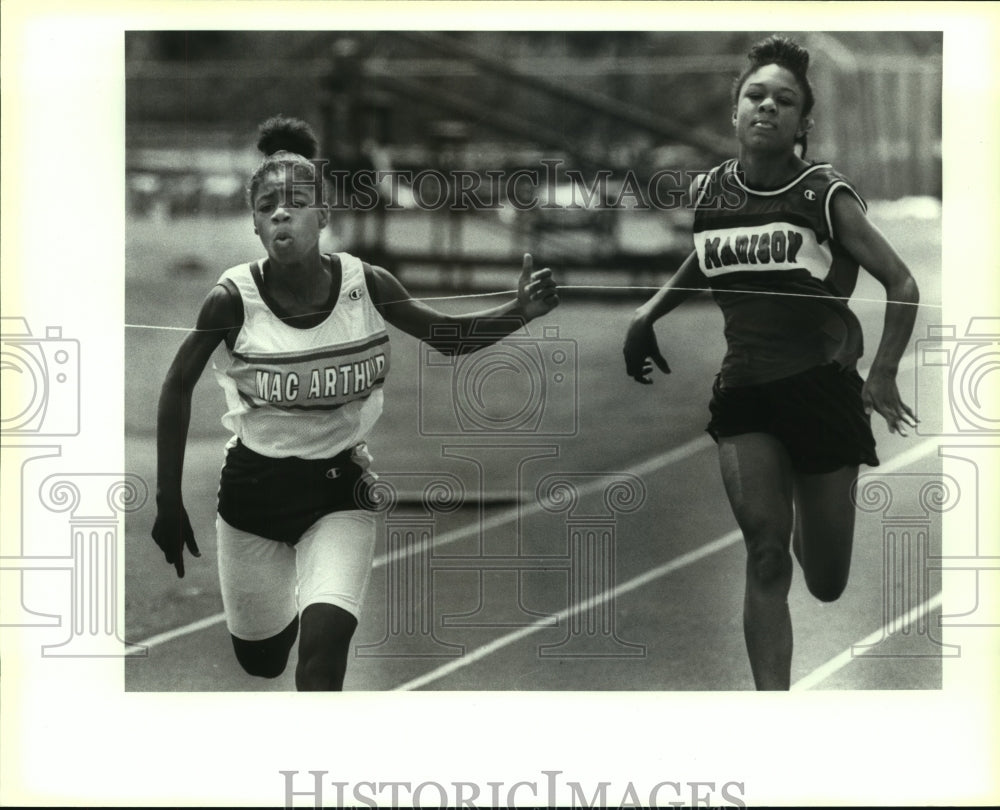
[{"left": 124, "top": 213, "right": 949, "bottom": 692}]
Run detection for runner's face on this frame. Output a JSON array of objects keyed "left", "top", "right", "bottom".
[
  {"left": 252, "top": 168, "right": 328, "bottom": 262},
  {"left": 733, "top": 64, "right": 809, "bottom": 154}
]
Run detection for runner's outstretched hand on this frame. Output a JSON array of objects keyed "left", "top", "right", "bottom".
[
  {"left": 152, "top": 503, "right": 201, "bottom": 578},
  {"left": 623, "top": 313, "right": 671, "bottom": 383},
  {"left": 517, "top": 253, "right": 559, "bottom": 320},
  {"left": 862, "top": 370, "right": 918, "bottom": 436}
]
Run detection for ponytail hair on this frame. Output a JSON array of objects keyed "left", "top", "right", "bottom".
[
  {"left": 247, "top": 115, "right": 323, "bottom": 205},
  {"left": 733, "top": 35, "right": 815, "bottom": 156}
]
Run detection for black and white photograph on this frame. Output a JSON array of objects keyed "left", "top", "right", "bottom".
[
  {"left": 2, "top": 2, "right": 999, "bottom": 807},
  {"left": 124, "top": 28, "right": 944, "bottom": 693}
]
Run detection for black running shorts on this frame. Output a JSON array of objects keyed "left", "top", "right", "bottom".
[
  {"left": 217, "top": 440, "right": 377, "bottom": 546},
  {"left": 706, "top": 362, "right": 880, "bottom": 474}
]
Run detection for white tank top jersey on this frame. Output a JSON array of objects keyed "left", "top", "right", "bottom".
[{"left": 213, "top": 253, "right": 390, "bottom": 460}]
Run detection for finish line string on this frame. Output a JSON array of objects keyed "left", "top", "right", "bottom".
[{"left": 123, "top": 284, "right": 937, "bottom": 332}]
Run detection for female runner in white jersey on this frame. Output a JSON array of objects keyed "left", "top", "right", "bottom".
[
  {"left": 623, "top": 36, "right": 920, "bottom": 690},
  {"left": 152, "top": 116, "right": 559, "bottom": 691}
]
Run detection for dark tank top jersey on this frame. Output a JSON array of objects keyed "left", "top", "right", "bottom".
[{"left": 692, "top": 159, "right": 866, "bottom": 387}]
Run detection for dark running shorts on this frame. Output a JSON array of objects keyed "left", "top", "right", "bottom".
[
  {"left": 217, "top": 440, "right": 376, "bottom": 546},
  {"left": 705, "top": 362, "right": 880, "bottom": 474}
]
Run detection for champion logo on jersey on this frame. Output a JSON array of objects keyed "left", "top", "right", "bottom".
[
  {"left": 804, "top": 189, "right": 817, "bottom": 201},
  {"left": 349, "top": 287, "right": 365, "bottom": 300}
]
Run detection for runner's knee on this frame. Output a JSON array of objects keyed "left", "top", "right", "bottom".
[
  {"left": 231, "top": 616, "right": 298, "bottom": 679},
  {"left": 747, "top": 544, "right": 793, "bottom": 592},
  {"left": 296, "top": 604, "right": 358, "bottom": 691},
  {"left": 299, "top": 603, "right": 358, "bottom": 655},
  {"left": 805, "top": 575, "right": 847, "bottom": 603},
  {"left": 298, "top": 603, "right": 358, "bottom": 659}
]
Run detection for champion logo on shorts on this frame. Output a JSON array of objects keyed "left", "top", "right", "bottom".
[
  {"left": 326, "top": 467, "right": 340, "bottom": 479},
  {"left": 349, "top": 287, "right": 365, "bottom": 300}
]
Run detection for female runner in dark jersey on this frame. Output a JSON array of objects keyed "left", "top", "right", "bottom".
[{"left": 623, "top": 36, "right": 919, "bottom": 690}]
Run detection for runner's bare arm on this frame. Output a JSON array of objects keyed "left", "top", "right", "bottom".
[
  {"left": 366, "top": 253, "right": 558, "bottom": 355},
  {"left": 830, "top": 192, "right": 919, "bottom": 435},
  {"left": 623, "top": 251, "right": 709, "bottom": 383},
  {"left": 152, "top": 285, "right": 240, "bottom": 576}
]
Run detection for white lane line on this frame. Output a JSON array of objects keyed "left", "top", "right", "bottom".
[
  {"left": 128, "top": 613, "right": 230, "bottom": 653},
  {"left": 372, "top": 433, "right": 714, "bottom": 568},
  {"left": 126, "top": 349, "right": 923, "bottom": 657},
  {"left": 869, "top": 435, "right": 942, "bottom": 472},
  {"left": 127, "top": 435, "right": 713, "bottom": 654},
  {"left": 393, "top": 438, "right": 940, "bottom": 690},
  {"left": 393, "top": 530, "right": 743, "bottom": 691},
  {"left": 791, "top": 592, "right": 944, "bottom": 691}
]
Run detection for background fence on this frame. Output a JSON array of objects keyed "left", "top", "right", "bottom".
[{"left": 125, "top": 30, "right": 942, "bottom": 283}]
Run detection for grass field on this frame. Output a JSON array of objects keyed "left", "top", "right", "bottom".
[{"left": 124, "top": 203, "right": 945, "bottom": 691}]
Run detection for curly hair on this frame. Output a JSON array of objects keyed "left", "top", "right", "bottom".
[
  {"left": 731, "top": 36, "right": 816, "bottom": 156},
  {"left": 732, "top": 35, "right": 815, "bottom": 114}
]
